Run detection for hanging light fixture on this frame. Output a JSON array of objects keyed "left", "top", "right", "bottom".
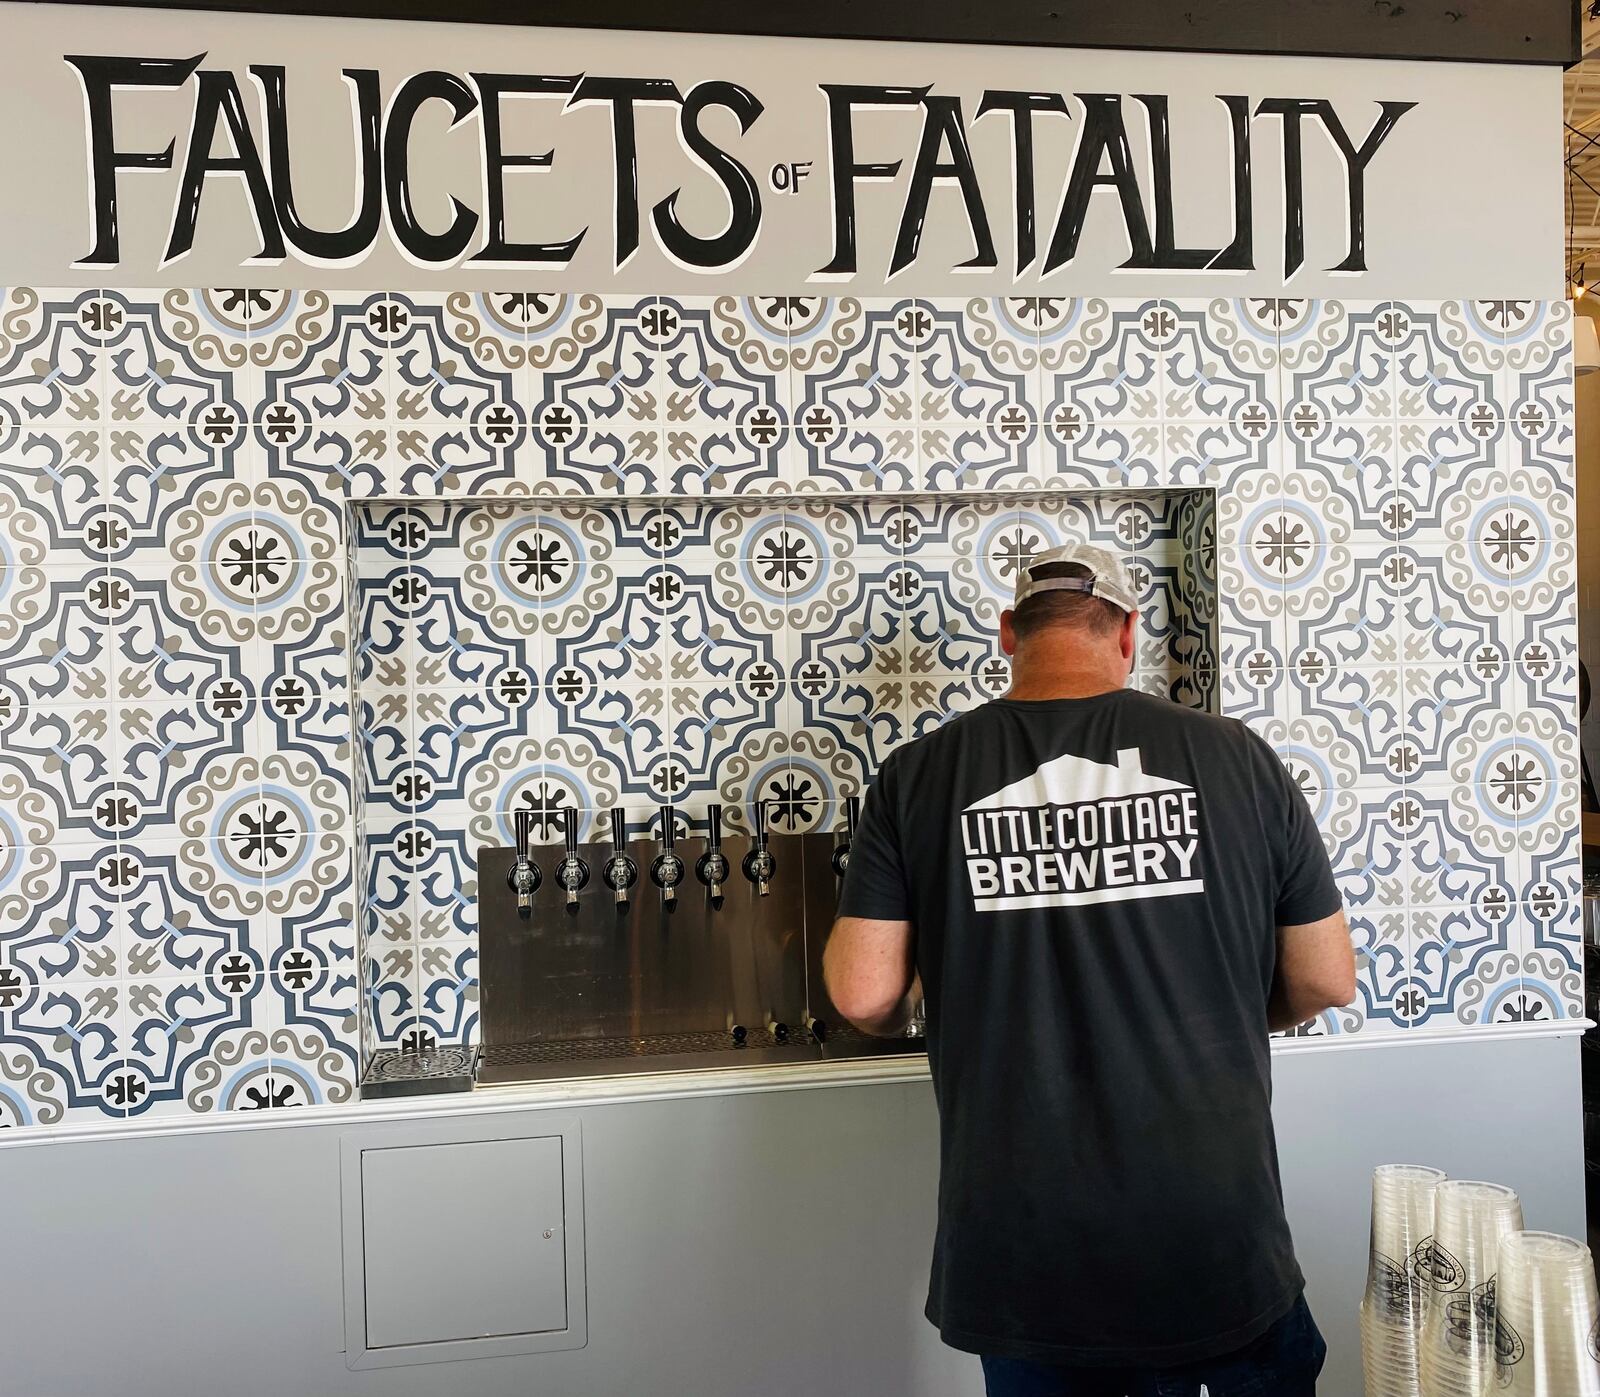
[{"left": 1576, "top": 313, "right": 1600, "bottom": 376}]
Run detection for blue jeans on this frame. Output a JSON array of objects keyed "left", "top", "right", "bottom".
[{"left": 980, "top": 1295, "right": 1326, "bottom": 1397}]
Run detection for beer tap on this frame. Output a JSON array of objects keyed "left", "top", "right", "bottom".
[
  {"left": 603, "top": 806, "right": 638, "bottom": 911},
  {"left": 651, "top": 804, "right": 685, "bottom": 911},
  {"left": 555, "top": 807, "right": 589, "bottom": 913},
  {"left": 831, "top": 794, "right": 860, "bottom": 879},
  {"left": 506, "top": 809, "right": 541, "bottom": 915},
  {"left": 742, "top": 799, "right": 776, "bottom": 897},
  {"left": 696, "top": 803, "right": 729, "bottom": 908}
]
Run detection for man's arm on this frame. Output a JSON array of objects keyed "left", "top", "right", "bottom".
[
  {"left": 1267, "top": 909, "right": 1357, "bottom": 1032},
  {"left": 823, "top": 916, "right": 918, "bottom": 1037}
]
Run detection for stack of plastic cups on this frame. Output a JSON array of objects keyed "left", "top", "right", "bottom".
[
  {"left": 1361, "top": 1164, "right": 1445, "bottom": 1396},
  {"left": 1418, "top": 1180, "right": 1524, "bottom": 1397},
  {"left": 1494, "top": 1231, "right": 1600, "bottom": 1395}
]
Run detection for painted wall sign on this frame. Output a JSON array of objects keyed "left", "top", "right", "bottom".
[
  {"left": 67, "top": 52, "right": 1416, "bottom": 284},
  {"left": 0, "top": 3, "right": 1564, "bottom": 295}
]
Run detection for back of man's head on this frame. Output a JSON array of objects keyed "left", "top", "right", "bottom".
[{"left": 1010, "top": 560, "right": 1126, "bottom": 643}]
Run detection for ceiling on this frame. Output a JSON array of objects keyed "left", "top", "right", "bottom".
[{"left": 1567, "top": 3, "right": 1600, "bottom": 284}]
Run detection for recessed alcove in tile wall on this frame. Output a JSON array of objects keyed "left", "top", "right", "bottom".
[{"left": 352, "top": 489, "right": 1217, "bottom": 1053}]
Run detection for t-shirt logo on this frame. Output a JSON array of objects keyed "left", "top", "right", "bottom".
[{"left": 961, "top": 748, "right": 1206, "bottom": 912}]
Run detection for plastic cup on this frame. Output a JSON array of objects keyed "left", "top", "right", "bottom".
[
  {"left": 1494, "top": 1231, "right": 1600, "bottom": 1395},
  {"left": 1418, "top": 1180, "right": 1523, "bottom": 1397},
  {"left": 1363, "top": 1165, "right": 1446, "bottom": 1396}
]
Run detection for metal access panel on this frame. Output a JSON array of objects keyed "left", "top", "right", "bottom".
[{"left": 340, "top": 1115, "right": 586, "bottom": 1369}]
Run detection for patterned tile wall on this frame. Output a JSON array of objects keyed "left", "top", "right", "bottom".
[{"left": 0, "top": 288, "right": 1576, "bottom": 1127}]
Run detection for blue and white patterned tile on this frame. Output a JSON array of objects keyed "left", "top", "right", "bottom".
[
  {"left": 1348, "top": 904, "right": 1415, "bottom": 1031},
  {"left": 1410, "top": 899, "right": 1521, "bottom": 1029},
  {"left": 263, "top": 970, "right": 359, "bottom": 1108},
  {"left": 777, "top": 698, "right": 870, "bottom": 818},
  {"left": 651, "top": 297, "right": 791, "bottom": 496},
  {"left": 1516, "top": 888, "right": 1583, "bottom": 1023},
  {"left": 1161, "top": 300, "right": 1276, "bottom": 488},
  {"left": 1285, "top": 662, "right": 1404, "bottom": 792},
  {"left": 1397, "top": 659, "right": 1510, "bottom": 791},
  {"left": 0, "top": 291, "right": 111, "bottom": 571},
  {"left": 0, "top": 844, "right": 121, "bottom": 983},
  {"left": 1283, "top": 543, "right": 1406, "bottom": 678},
  {"left": 1214, "top": 472, "right": 1286, "bottom": 673},
  {"left": 1201, "top": 298, "right": 1293, "bottom": 406},
  {"left": 364, "top": 933, "right": 416, "bottom": 1051},
  {"left": 115, "top": 698, "right": 258, "bottom": 842},
  {"left": 901, "top": 557, "right": 1007, "bottom": 686},
  {"left": 787, "top": 658, "right": 903, "bottom": 806},
  {"left": 0, "top": 975, "right": 127, "bottom": 1120},
  {"left": 917, "top": 298, "right": 1038, "bottom": 492},
  {"left": 98, "top": 292, "right": 251, "bottom": 548},
  {"left": 409, "top": 825, "right": 477, "bottom": 943},
  {"left": 384, "top": 292, "right": 528, "bottom": 487},
  {"left": 0, "top": 703, "right": 117, "bottom": 844},
  {"left": 475, "top": 739, "right": 607, "bottom": 846},
  {"left": 791, "top": 299, "right": 921, "bottom": 493},
  {"left": 410, "top": 686, "right": 539, "bottom": 816},
  {"left": 416, "top": 939, "right": 478, "bottom": 1048},
  {"left": 252, "top": 291, "right": 389, "bottom": 498},
  {"left": 1040, "top": 301, "right": 1165, "bottom": 489},
  {"left": 666, "top": 678, "right": 785, "bottom": 810},
  {"left": 114, "top": 837, "right": 261, "bottom": 987},
  {"left": 256, "top": 851, "right": 359, "bottom": 1106},
  {"left": 1389, "top": 301, "right": 1502, "bottom": 423},
  {"left": 905, "top": 671, "right": 993, "bottom": 742},
  {"left": 1387, "top": 420, "right": 1502, "bottom": 545},
  {"left": 1503, "top": 302, "right": 1573, "bottom": 451},
  {"left": 1282, "top": 300, "right": 1395, "bottom": 429},
  {"left": 0, "top": 288, "right": 107, "bottom": 424},
  {"left": 114, "top": 969, "right": 270, "bottom": 1119},
  {"left": 0, "top": 1039, "right": 79, "bottom": 1127},
  {"left": 526, "top": 295, "right": 663, "bottom": 495}
]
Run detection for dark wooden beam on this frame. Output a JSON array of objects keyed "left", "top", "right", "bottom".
[{"left": 74, "top": 0, "right": 1582, "bottom": 66}]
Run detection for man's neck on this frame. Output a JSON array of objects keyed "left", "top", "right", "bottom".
[{"left": 1003, "top": 651, "right": 1126, "bottom": 701}]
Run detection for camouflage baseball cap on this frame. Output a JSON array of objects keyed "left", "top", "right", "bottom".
[{"left": 1013, "top": 541, "right": 1139, "bottom": 614}]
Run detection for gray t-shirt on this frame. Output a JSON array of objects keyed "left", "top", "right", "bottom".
[{"left": 837, "top": 687, "right": 1341, "bottom": 1367}]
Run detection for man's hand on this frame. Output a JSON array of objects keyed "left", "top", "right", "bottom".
[
  {"left": 823, "top": 916, "right": 917, "bottom": 1036},
  {"left": 1267, "top": 909, "right": 1357, "bottom": 1032}
]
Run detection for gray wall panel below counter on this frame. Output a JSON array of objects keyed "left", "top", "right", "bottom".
[{"left": 0, "top": 1032, "right": 1582, "bottom": 1397}]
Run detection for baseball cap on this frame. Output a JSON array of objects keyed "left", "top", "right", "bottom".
[{"left": 1012, "top": 541, "right": 1139, "bottom": 614}]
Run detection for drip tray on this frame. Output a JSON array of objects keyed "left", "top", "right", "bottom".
[{"left": 478, "top": 1025, "right": 924, "bottom": 1086}]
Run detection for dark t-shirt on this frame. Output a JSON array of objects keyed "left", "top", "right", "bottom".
[{"left": 836, "top": 688, "right": 1342, "bottom": 1367}]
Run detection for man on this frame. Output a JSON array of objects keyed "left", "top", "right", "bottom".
[{"left": 824, "top": 542, "right": 1355, "bottom": 1397}]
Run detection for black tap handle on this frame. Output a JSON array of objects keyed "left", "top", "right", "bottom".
[
  {"left": 743, "top": 799, "right": 776, "bottom": 894},
  {"left": 698, "top": 803, "right": 727, "bottom": 905},
  {"left": 564, "top": 806, "right": 578, "bottom": 856},
  {"left": 659, "top": 804, "right": 676, "bottom": 855},
  {"left": 509, "top": 808, "right": 540, "bottom": 908},
  {"left": 832, "top": 795, "right": 860, "bottom": 880},
  {"left": 611, "top": 806, "right": 628, "bottom": 852}
]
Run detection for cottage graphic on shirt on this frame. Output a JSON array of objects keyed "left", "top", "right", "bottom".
[{"left": 960, "top": 748, "right": 1206, "bottom": 911}]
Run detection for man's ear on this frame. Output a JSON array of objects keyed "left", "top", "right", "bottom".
[
  {"left": 1120, "top": 609, "right": 1138, "bottom": 661},
  {"left": 1000, "top": 609, "right": 1018, "bottom": 656}
]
